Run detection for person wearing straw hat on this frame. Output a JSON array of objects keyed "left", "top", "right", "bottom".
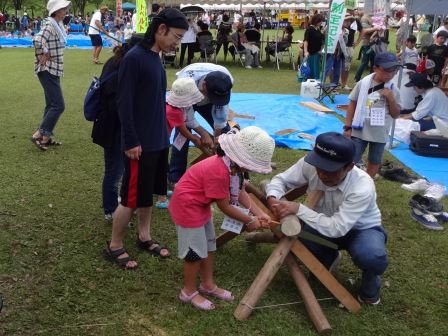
[
  {"left": 155, "top": 77, "right": 210, "bottom": 209},
  {"left": 30, "top": 0, "right": 71, "bottom": 151},
  {"left": 168, "top": 126, "right": 275, "bottom": 311},
  {"left": 88, "top": 4, "right": 109, "bottom": 64},
  {"left": 266, "top": 132, "right": 388, "bottom": 305},
  {"left": 168, "top": 63, "right": 233, "bottom": 189}
]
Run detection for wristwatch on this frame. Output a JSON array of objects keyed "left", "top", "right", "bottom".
[{"left": 343, "top": 125, "right": 352, "bottom": 131}]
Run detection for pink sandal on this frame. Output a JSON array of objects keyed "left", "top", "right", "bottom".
[
  {"left": 179, "top": 289, "right": 215, "bottom": 311},
  {"left": 199, "top": 284, "right": 234, "bottom": 302}
]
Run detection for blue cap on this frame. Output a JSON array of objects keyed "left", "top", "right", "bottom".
[
  {"left": 374, "top": 52, "right": 401, "bottom": 70},
  {"left": 305, "top": 132, "right": 355, "bottom": 172},
  {"left": 204, "top": 71, "right": 233, "bottom": 105}
]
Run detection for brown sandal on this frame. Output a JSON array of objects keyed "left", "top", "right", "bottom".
[
  {"left": 31, "top": 137, "right": 48, "bottom": 151},
  {"left": 103, "top": 242, "right": 138, "bottom": 269}
]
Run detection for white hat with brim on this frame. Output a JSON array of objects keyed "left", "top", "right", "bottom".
[
  {"left": 47, "top": 0, "right": 71, "bottom": 16},
  {"left": 166, "top": 77, "right": 205, "bottom": 108},
  {"left": 218, "top": 126, "right": 275, "bottom": 174}
]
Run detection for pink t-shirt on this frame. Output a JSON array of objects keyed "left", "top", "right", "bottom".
[
  {"left": 168, "top": 155, "right": 230, "bottom": 228},
  {"left": 166, "top": 103, "right": 185, "bottom": 136}
]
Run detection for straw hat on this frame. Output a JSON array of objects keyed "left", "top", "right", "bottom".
[
  {"left": 166, "top": 77, "right": 204, "bottom": 108},
  {"left": 218, "top": 126, "right": 275, "bottom": 174},
  {"left": 47, "top": 0, "right": 71, "bottom": 16}
]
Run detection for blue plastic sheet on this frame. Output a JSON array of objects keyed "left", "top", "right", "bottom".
[{"left": 0, "top": 35, "right": 112, "bottom": 48}]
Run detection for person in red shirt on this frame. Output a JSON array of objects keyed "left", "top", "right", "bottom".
[
  {"left": 155, "top": 77, "right": 211, "bottom": 208},
  {"left": 168, "top": 126, "right": 275, "bottom": 311}
]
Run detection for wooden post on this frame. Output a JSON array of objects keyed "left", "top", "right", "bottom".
[
  {"left": 285, "top": 255, "right": 332, "bottom": 334},
  {"left": 234, "top": 236, "right": 294, "bottom": 320}
]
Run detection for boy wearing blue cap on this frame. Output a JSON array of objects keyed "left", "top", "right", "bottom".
[
  {"left": 266, "top": 132, "right": 388, "bottom": 305},
  {"left": 344, "top": 52, "right": 401, "bottom": 178}
]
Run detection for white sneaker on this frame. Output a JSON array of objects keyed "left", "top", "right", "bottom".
[
  {"left": 424, "top": 184, "right": 446, "bottom": 202},
  {"left": 401, "top": 179, "right": 430, "bottom": 193},
  {"left": 245, "top": 65, "right": 252, "bottom": 69},
  {"left": 257, "top": 65, "right": 263, "bottom": 69},
  {"left": 343, "top": 85, "right": 352, "bottom": 90}
]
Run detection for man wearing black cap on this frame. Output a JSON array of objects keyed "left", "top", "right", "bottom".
[
  {"left": 266, "top": 132, "right": 388, "bottom": 305},
  {"left": 400, "top": 73, "right": 448, "bottom": 130},
  {"left": 168, "top": 63, "right": 234, "bottom": 186},
  {"left": 104, "top": 8, "right": 189, "bottom": 269}
]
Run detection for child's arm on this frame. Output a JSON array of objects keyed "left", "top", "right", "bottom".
[
  {"left": 238, "top": 188, "right": 271, "bottom": 223},
  {"left": 192, "top": 125, "right": 214, "bottom": 149},
  {"left": 382, "top": 89, "right": 401, "bottom": 118},
  {"left": 215, "top": 198, "right": 267, "bottom": 232},
  {"left": 177, "top": 125, "right": 202, "bottom": 147}
]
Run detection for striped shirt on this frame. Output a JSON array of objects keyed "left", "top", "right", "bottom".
[{"left": 33, "top": 21, "right": 65, "bottom": 77}]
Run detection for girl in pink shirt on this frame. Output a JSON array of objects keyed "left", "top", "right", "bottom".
[
  {"left": 169, "top": 126, "right": 275, "bottom": 311},
  {"left": 155, "top": 77, "right": 213, "bottom": 209}
]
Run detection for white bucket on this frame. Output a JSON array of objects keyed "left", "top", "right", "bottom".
[{"left": 300, "top": 79, "right": 321, "bottom": 99}]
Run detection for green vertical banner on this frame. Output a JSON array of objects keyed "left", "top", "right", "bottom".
[
  {"left": 345, "top": 0, "right": 358, "bottom": 10},
  {"left": 326, "top": 0, "right": 347, "bottom": 54},
  {"left": 136, "top": 0, "right": 148, "bottom": 34}
]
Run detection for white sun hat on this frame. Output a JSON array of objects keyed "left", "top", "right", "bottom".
[
  {"left": 218, "top": 126, "right": 275, "bottom": 174},
  {"left": 47, "top": 0, "right": 71, "bottom": 16},
  {"left": 166, "top": 77, "right": 204, "bottom": 108}
]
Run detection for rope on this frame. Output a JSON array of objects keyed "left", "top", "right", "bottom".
[{"left": 241, "top": 297, "right": 335, "bottom": 310}]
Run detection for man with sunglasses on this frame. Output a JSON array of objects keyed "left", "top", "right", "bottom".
[
  {"left": 344, "top": 52, "right": 401, "bottom": 178},
  {"left": 103, "top": 8, "right": 188, "bottom": 269}
]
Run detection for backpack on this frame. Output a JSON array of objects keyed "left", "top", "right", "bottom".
[{"left": 83, "top": 70, "right": 118, "bottom": 121}]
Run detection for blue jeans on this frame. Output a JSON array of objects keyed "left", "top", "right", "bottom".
[
  {"left": 37, "top": 71, "right": 65, "bottom": 137},
  {"left": 325, "top": 54, "right": 343, "bottom": 85},
  {"left": 354, "top": 46, "right": 375, "bottom": 82},
  {"left": 102, "top": 132, "right": 124, "bottom": 215},
  {"left": 418, "top": 118, "right": 436, "bottom": 131},
  {"left": 301, "top": 224, "right": 388, "bottom": 301},
  {"left": 168, "top": 104, "right": 230, "bottom": 184},
  {"left": 351, "top": 137, "right": 386, "bottom": 165}
]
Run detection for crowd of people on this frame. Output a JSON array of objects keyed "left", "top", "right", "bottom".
[{"left": 25, "top": 0, "right": 447, "bottom": 315}]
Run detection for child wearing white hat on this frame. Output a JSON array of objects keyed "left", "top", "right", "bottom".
[
  {"left": 168, "top": 126, "right": 275, "bottom": 311},
  {"left": 155, "top": 77, "right": 213, "bottom": 209}
]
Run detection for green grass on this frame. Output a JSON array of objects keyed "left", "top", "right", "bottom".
[{"left": 0, "top": 45, "right": 447, "bottom": 336}]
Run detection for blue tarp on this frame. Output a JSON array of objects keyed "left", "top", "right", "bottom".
[{"left": 0, "top": 35, "right": 112, "bottom": 48}]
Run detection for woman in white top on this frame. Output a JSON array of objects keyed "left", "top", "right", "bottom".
[{"left": 179, "top": 17, "right": 198, "bottom": 67}]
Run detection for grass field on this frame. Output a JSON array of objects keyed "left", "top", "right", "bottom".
[{"left": 0, "top": 42, "right": 447, "bottom": 336}]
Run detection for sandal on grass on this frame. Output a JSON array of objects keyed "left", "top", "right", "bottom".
[
  {"left": 31, "top": 136, "right": 48, "bottom": 151},
  {"left": 199, "top": 284, "right": 234, "bottom": 302},
  {"left": 179, "top": 289, "right": 215, "bottom": 311},
  {"left": 103, "top": 242, "right": 138, "bottom": 269},
  {"left": 46, "top": 138, "right": 62, "bottom": 146},
  {"left": 136, "top": 238, "right": 170, "bottom": 258}
]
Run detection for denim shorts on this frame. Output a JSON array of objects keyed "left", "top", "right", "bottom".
[{"left": 351, "top": 137, "right": 386, "bottom": 165}]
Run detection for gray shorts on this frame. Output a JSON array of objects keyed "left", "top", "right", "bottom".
[{"left": 176, "top": 219, "right": 216, "bottom": 259}]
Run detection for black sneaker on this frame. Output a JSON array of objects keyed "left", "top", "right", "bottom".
[
  {"left": 380, "top": 168, "right": 415, "bottom": 184},
  {"left": 409, "top": 194, "right": 444, "bottom": 214}
]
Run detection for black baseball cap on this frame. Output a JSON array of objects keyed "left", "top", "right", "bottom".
[
  {"left": 374, "top": 52, "right": 401, "bottom": 70},
  {"left": 405, "top": 73, "right": 433, "bottom": 88},
  {"left": 305, "top": 132, "right": 356, "bottom": 172},
  {"left": 204, "top": 71, "right": 233, "bottom": 105}
]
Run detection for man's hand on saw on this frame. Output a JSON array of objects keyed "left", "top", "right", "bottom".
[
  {"left": 201, "top": 133, "right": 214, "bottom": 150},
  {"left": 271, "top": 200, "right": 300, "bottom": 219}
]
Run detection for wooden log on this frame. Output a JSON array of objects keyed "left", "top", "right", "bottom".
[
  {"left": 216, "top": 228, "right": 245, "bottom": 248},
  {"left": 234, "top": 236, "right": 295, "bottom": 320},
  {"left": 245, "top": 232, "right": 278, "bottom": 244},
  {"left": 285, "top": 255, "right": 332, "bottom": 334}
]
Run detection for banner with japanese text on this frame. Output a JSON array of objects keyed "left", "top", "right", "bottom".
[
  {"left": 136, "top": 0, "right": 148, "bottom": 34},
  {"left": 326, "top": 0, "right": 347, "bottom": 54},
  {"left": 116, "top": 0, "right": 122, "bottom": 17}
]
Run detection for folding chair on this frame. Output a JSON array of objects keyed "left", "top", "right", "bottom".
[
  {"left": 229, "top": 33, "right": 246, "bottom": 67},
  {"left": 161, "top": 48, "right": 178, "bottom": 68},
  {"left": 197, "top": 34, "right": 217, "bottom": 63},
  {"left": 316, "top": 82, "right": 338, "bottom": 103},
  {"left": 274, "top": 43, "right": 295, "bottom": 70}
]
